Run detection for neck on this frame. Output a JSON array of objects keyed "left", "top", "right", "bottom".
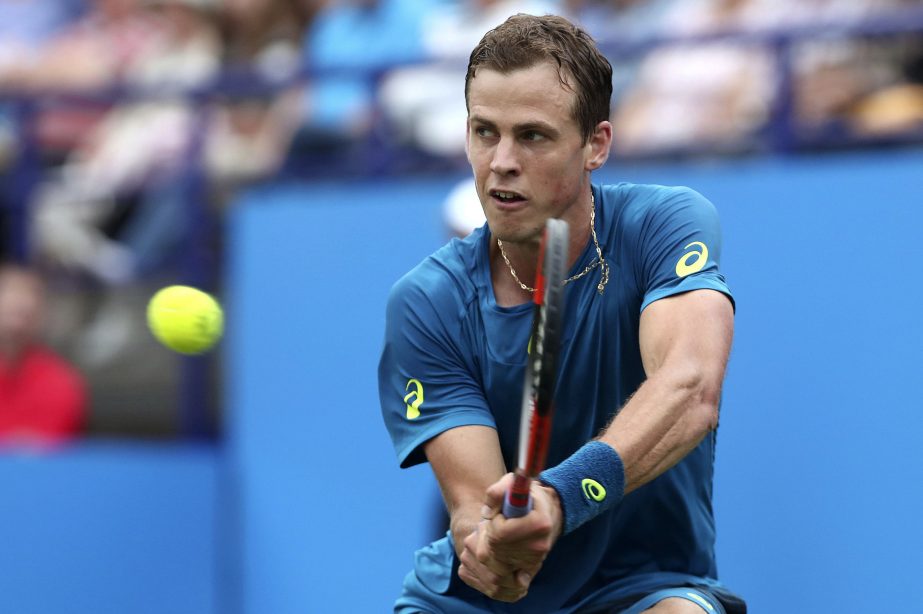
[
  {"left": 491, "top": 188, "right": 597, "bottom": 305},
  {"left": 563, "top": 189, "right": 595, "bottom": 270},
  {"left": 490, "top": 242, "right": 533, "bottom": 306},
  {"left": 504, "top": 194, "right": 593, "bottom": 263}
]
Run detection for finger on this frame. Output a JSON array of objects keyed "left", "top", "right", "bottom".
[
  {"left": 488, "top": 551, "right": 545, "bottom": 574},
  {"left": 459, "top": 546, "right": 524, "bottom": 599},
  {"left": 493, "top": 587, "right": 529, "bottom": 603},
  {"left": 516, "top": 570, "right": 532, "bottom": 590},
  {"left": 474, "top": 522, "right": 518, "bottom": 573},
  {"left": 458, "top": 562, "right": 528, "bottom": 603},
  {"left": 458, "top": 562, "right": 490, "bottom": 596},
  {"left": 530, "top": 483, "right": 564, "bottom": 542},
  {"left": 484, "top": 517, "right": 554, "bottom": 564},
  {"left": 488, "top": 510, "right": 554, "bottom": 543},
  {"left": 460, "top": 547, "right": 501, "bottom": 587},
  {"left": 482, "top": 518, "right": 552, "bottom": 572},
  {"left": 463, "top": 522, "right": 481, "bottom": 552},
  {"left": 480, "top": 503, "right": 496, "bottom": 521},
  {"left": 477, "top": 549, "right": 520, "bottom": 578},
  {"left": 474, "top": 505, "right": 550, "bottom": 577},
  {"left": 484, "top": 472, "right": 515, "bottom": 516}
]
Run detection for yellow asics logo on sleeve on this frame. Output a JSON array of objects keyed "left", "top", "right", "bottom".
[
  {"left": 581, "top": 478, "right": 606, "bottom": 502},
  {"left": 675, "top": 241, "right": 708, "bottom": 278},
  {"left": 404, "top": 379, "right": 424, "bottom": 420}
]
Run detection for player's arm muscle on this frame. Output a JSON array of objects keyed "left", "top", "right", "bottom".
[
  {"left": 599, "top": 289, "right": 733, "bottom": 493},
  {"left": 423, "top": 425, "right": 507, "bottom": 556}
]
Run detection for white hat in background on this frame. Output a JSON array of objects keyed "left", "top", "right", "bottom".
[{"left": 443, "top": 177, "right": 486, "bottom": 238}]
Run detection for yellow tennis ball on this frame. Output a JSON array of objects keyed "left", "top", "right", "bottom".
[{"left": 146, "top": 285, "right": 223, "bottom": 355}]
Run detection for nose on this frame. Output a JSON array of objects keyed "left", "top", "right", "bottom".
[{"left": 489, "top": 137, "right": 520, "bottom": 176}]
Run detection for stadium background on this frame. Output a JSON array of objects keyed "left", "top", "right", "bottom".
[{"left": 1, "top": 1, "right": 922, "bottom": 612}]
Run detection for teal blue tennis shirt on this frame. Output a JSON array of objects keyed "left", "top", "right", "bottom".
[{"left": 379, "top": 183, "right": 739, "bottom": 612}]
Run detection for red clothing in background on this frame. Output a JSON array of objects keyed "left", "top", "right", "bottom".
[{"left": 0, "top": 346, "right": 86, "bottom": 442}]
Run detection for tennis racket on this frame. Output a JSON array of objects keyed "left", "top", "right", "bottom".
[{"left": 502, "top": 217, "right": 569, "bottom": 518}]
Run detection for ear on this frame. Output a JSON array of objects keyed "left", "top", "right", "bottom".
[
  {"left": 464, "top": 118, "right": 472, "bottom": 163},
  {"left": 584, "top": 120, "right": 613, "bottom": 171}
]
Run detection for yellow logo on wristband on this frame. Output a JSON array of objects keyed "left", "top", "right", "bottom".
[{"left": 581, "top": 478, "right": 606, "bottom": 502}]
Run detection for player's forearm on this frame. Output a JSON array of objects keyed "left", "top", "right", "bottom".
[
  {"left": 423, "top": 425, "right": 508, "bottom": 557},
  {"left": 599, "top": 363, "right": 721, "bottom": 494},
  {"left": 449, "top": 505, "right": 487, "bottom": 558}
]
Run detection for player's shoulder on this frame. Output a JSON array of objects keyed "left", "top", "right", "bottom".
[
  {"left": 596, "top": 183, "right": 719, "bottom": 247},
  {"left": 387, "top": 226, "right": 485, "bottom": 316},
  {"left": 599, "top": 182, "right": 715, "bottom": 221}
]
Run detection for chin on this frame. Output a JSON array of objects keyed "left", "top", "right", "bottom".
[{"left": 489, "top": 225, "right": 540, "bottom": 245}]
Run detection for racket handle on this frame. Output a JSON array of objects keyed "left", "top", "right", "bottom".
[{"left": 503, "top": 472, "right": 533, "bottom": 518}]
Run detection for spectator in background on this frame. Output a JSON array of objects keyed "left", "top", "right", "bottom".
[
  {"left": 378, "top": 0, "right": 563, "bottom": 158},
  {"left": 206, "top": 0, "right": 312, "bottom": 194},
  {"left": 31, "top": 0, "right": 223, "bottom": 287},
  {"left": 0, "top": 0, "right": 86, "bottom": 163},
  {"left": 29, "top": 0, "right": 223, "bottom": 366},
  {"left": 0, "top": 0, "right": 88, "bottom": 238},
  {"left": 290, "top": 0, "right": 439, "bottom": 161},
  {"left": 611, "top": 42, "right": 775, "bottom": 155},
  {"left": 0, "top": 0, "right": 166, "bottom": 162},
  {"left": 609, "top": 0, "right": 923, "bottom": 156},
  {"left": 609, "top": 0, "right": 776, "bottom": 156},
  {"left": 0, "top": 0, "right": 158, "bottom": 94},
  {"left": 849, "top": 36, "right": 923, "bottom": 136},
  {"left": 0, "top": 0, "right": 85, "bottom": 65},
  {"left": 795, "top": 32, "right": 923, "bottom": 140},
  {"left": 221, "top": 0, "right": 314, "bottom": 77},
  {"left": 0, "top": 263, "right": 86, "bottom": 445}
]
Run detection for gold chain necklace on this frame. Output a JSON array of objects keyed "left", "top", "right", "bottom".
[{"left": 497, "top": 193, "right": 610, "bottom": 295}]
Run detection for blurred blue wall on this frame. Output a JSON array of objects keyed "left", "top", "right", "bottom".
[
  {"left": 225, "top": 178, "right": 453, "bottom": 613},
  {"left": 0, "top": 443, "right": 218, "bottom": 614},
  {"left": 227, "top": 148, "right": 923, "bottom": 613}
]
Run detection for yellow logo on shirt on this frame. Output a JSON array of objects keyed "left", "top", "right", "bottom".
[
  {"left": 675, "top": 241, "right": 708, "bottom": 277},
  {"left": 404, "top": 379, "right": 424, "bottom": 420},
  {"left": 581, "top": 478, "right": 606, "bottom": 502}
]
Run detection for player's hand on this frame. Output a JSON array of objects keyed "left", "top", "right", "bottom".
[
  {"left": 482, "top": 473, "right": 563, "bottom": 571},
  {"left": 458, "top": 519, "right": 529, "bottom": 602},
  {"left": 457, "top": 473, "right": 563, "bottom": 602}
]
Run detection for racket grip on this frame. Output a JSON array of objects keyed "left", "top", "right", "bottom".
[{"left": 503, "top": 472, "right": 533, "bottom": 518}]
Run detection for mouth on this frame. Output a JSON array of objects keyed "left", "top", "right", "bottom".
[{"left": 489, "top": 189, "right": 527, "bottom": 209}]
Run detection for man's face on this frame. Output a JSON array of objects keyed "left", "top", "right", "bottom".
[
  {"left": 466, "top": 61, "right": 596, "bottom": 246},
  {"left": 0, "top": 271, "right": 44, "bottom": 351}
]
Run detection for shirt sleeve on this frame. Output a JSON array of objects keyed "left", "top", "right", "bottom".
[
  {"left": 378, "top": 266, "right": 496, "bottom": 468},
  {"left": 633, "top": 186, "right": 735, "bottom": 312}
]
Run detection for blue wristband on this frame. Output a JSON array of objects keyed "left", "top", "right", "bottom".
[{"left": 539, "top": 440, "right": 625, "bottom": 535}]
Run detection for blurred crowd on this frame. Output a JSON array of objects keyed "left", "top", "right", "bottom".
[
  {"left": 605, "top": 0, "right": 923, "bottom": 156},
  {"left": 0, "top": 0, "right": 920, "bottom": 436},
  {"left": 0, "top": 0, "right": 921, "bottom": 279}
]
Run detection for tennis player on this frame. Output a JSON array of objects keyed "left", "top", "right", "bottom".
[{"left": 379, "top": 14, "right": 745, "bottom": 613}]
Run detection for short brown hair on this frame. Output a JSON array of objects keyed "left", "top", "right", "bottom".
[{"left": 465, "top": 14, "right": 613, "bottom": 144}]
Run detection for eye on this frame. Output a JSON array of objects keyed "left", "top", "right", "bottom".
[
  {"left": 474, "top": 125, "right": 496, "bottom": 138},
  {"left": 522, "top": 130, "right": 545, "bottom": 142}
]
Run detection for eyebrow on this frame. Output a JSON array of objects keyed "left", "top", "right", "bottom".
[{"left": 469, "top": 115, "right": 560, "bottom": 137}]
